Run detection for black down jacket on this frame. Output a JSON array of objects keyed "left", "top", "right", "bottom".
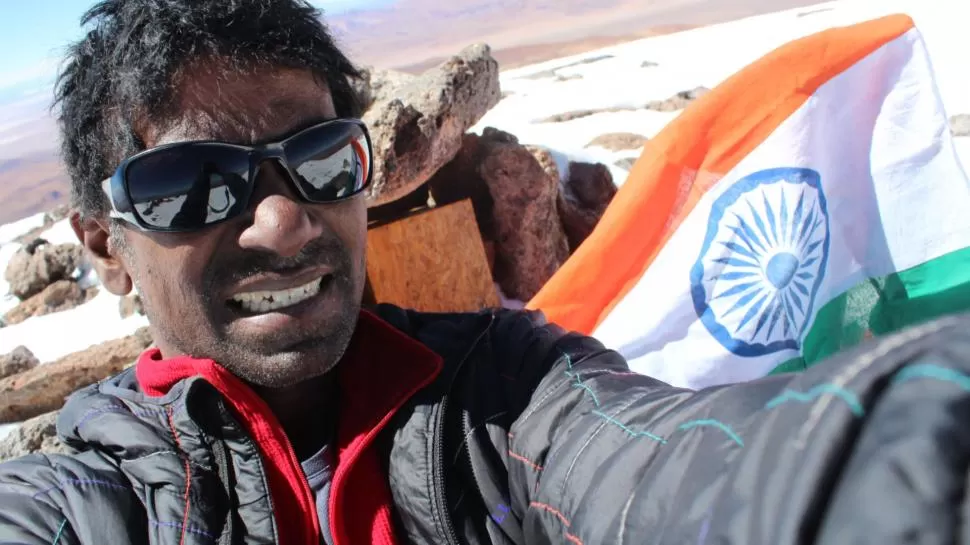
[{"left": 1, "top": 304, "right": 970, "bottom": 544}]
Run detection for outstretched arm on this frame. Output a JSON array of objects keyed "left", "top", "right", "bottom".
[
  {"left": 0, "top": 452, "right": 144, "bottom": 545},
  {"left": 506, "top": 313, "right": 970, "bottom": 544}
]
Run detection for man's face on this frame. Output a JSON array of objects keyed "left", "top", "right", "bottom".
[{"left": 94, "top": 66, "right": 368, "bottom": 388}]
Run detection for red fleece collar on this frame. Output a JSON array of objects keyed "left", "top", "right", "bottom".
[{"left": 136, "top": 310, "right": 443, "bottom": 545}]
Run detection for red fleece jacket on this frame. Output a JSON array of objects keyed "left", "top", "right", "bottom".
[{"left": 135, "top": 310, "right": 443, "bottom": 545}]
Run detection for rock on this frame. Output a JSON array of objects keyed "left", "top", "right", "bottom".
[
  {"left": 43, "top": 204, "right": 70, "bottom": 224},
  {"left": 119, "top": 292, "right": 144, "bottom": 319},
  {"left": 4, "top": 280, "right": 91, "bottom": 326},
  {"left": 586, "top": 132, "right": 649, "bottom": 151},
  {"left": 558, "top": 162, "right": 617, "bottom": 250},
  {"left": 645, "top": 87, "right": 711, "bottom": 112},
  {"left": 0, "top": 346, "right": 39, "bottom": 379},
  {"left": 477, "top": 128, "right": 569, "bottom": 300},
  {"left": 554, "top": 73, "right": 583, "bottom": 82},
  {"left": 0, "top": 327, "right": 153, "bottom": 423},
  {"left": 521, "top": 55, "right": 614, "bottom": 80},
  {"left": 535, "top": 106, "right": 636, "bottom": 123},
  {"left": 426, "top": 133, "right": 497, "bottom": 241},
  {"left": 363, "top": 43, "right": 501, "bottom": 207},
  {"left": 350, "top": 66, "right": 416, "bottom": 114},
  {"left": 0, "top": 412, "right": 67, "bottom": 462},
  {"left": 614, "top": 157, "right": 638, "bottom": 170},
  {"left": 524, "top": 145, "right": 561, "bottom": 182},
  {"left": 425, "top": 131, "right": 570, "bottom": 299},
  {"left": 950, "top": 114, "right": 970, "bottom": 137},
  {"left": 4, "top": 242, "right": 83, "bottom": 300}
]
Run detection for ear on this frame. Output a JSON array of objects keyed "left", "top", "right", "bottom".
[{"left": 70, "top": 211, "right": 133, "bottom": 296}]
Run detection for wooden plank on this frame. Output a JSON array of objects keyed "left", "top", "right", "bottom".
[{"left": 366, "top": 199, "right": 500, "bottom": 312}]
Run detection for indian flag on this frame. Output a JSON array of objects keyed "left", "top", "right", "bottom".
[{"left": 528, "top": 14, "right": 970, "bottom": 389}]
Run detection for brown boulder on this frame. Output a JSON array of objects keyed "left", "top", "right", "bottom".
[
  {"left": 645, "top": 87, "right": 710, "bottom": 112},
  {"left": 0, "top": 412, "right": 67, "bottom": 462},
  {"left": 363, "top": 43, "right": 501, "bottom": 207},
  {"left": 0, "top": 346, "right": 39, "bottom": 379},
  {"left": 426, "top": 133, "right": 497, "bottom": 241},
  {"left": 4, "top": 241, "right": 83, "bottom": 300},
  {"left": 119, "top": 292, "right": 144, "bottom": 319},
  {"left": 0, "top": 327, "right": 153, "bottom": 423},
  {"left": 4, "top": 280, "right": 92, "bottom": 325},
  {"left": 524, "top": 145, "right": 561, "bottom": 182},
  {"left": 350, "top": 66, "right": 416, "bottom": 113},
  {"left": 615, "top": 157, "right": 638, "bottom": 170},
  {"left": 585, "top": 132, "right": 649, "bottom": 151},
  {"left": 558, "top": 162, "right": 617, "bottom": 250},
  {"left": 477, "top": 128, "right": 569, "bottom": 300}
]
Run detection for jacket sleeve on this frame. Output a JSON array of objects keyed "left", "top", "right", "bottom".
[
  {"left": 504, "top": 311, "right": 970, "bottom": 545},
  {"left": 0, "top": 451, "right": 143, "bottom": 544}
]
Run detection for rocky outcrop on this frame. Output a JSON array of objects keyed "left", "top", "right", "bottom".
[
  {"left": 363, "top": 43, "right": 501, "bottom": 207},
  {"left": 535, "top": 106, "right": 637, "bottom": 123},
  {"left": 645, "top": 87, "right": 710, "bottom": 111},
  {"left": 0, "top": 346, "right": 39, "bottom": 380},
  {"left": 478, "top": 129, "right": 569, "bottom": 300},
  {"left": 0, "top": 411, "right": 67, "bottom": 462},
  {"left": 586, "top": 132, "right": 649, "bottom": 151},
  {"left": 558, "top": 162, "right": 617, "bottom": 250},
  {"left": 524, "top": 145, "right": 561, "bottom": 183},
  {"left": 0, "top": 327, "right": 152, "bottom": 423},
  {"left": 4, "top": 240, "right": 83, "bottom": 300},
  {"left": 425, "top": 130, "right": 571, "bottom": 300},
  {"left": 615, "top": 157, "right": 638, "bottom": 170},
  {"left": 4, "top": 280, "right": 95, "bottom": 325},
  {"left": 119, "top": 292, "right": 144, "bottom": 319},
  {"left": 350, "top": 67, "right": 416, "bottom": 113}
]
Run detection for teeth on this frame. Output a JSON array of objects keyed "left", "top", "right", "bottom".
[{"left": 230, "top": 277, "right": 323, "bottom": 313}]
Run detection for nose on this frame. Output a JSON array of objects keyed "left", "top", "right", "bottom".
[{"left": 237, "top": 161, "right": 323, "bottom": 257}]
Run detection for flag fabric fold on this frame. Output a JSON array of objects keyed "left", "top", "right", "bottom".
[{"left": 528, "top": 14, "right": 970, "bottom": 389}]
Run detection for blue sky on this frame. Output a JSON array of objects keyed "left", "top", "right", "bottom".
[{"left": 0, "top": 0, "right": 385, "bottom": 99}]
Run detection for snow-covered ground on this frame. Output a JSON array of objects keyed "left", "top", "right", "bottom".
[{"left": 0, "top": 0, "right": 966, "bottom": 440}]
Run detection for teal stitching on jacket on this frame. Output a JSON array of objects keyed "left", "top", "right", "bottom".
[
  {"left": 677, "top": 419, "right": 744, "bottom": 447},
  {"left": 893, "top": 364, "right": 970, "bottom": 391},
  {"left": 764, "top": 385, "right": 864, "bottom": 417},
  {"left": 591, "top": 410, "right": 668, "bottom": 443},
  {"left": 566, "top": 369, "right": 601, "bottom": 407},
  {"left": 52, "top": 518, "right": 67, "bottom": 545},
  {"left": 561, "top": 353, "right": 744, "bottom": 448}
]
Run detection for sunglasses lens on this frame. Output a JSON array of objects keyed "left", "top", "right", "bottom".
[
  {"left": 125, "top": 144, "right": 251, "bottom": 230},
  {"left": 286, "top": 121, "right": 370, "bottom": 202}
]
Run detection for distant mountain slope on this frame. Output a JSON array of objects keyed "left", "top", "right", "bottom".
[
  {"left": 0, "top": 0, "right": 824, "bottom": 224},
  {"left": 328, "top": 0, "right": 822, "bottom": 69}
]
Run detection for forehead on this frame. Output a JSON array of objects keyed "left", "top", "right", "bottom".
[{"left": 143, "top": 65, "right": 337, "bottom": 148}]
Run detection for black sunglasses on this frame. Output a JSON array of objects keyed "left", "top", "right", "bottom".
[{"left": 101, "top": 118, "right": 372, "bottom": 232}]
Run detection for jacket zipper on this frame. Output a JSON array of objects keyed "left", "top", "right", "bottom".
[
  {"left": 433, "top": 313, "right": 495, "bottom": 545},
  {"left": 212, "top": 402, "right": 236, "bottom": 545}
]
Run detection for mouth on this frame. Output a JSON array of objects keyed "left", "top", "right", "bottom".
[{"left": 227, "top": 274, "right": 334, "bottom": 315}]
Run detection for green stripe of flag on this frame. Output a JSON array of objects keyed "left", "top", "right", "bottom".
[{"left": 770, "top": 245, "right": 970, "bottom": 375}]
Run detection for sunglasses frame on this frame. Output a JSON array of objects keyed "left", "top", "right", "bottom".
[{"left": 101, "top": 118, "right": 373, "bottom": 233}]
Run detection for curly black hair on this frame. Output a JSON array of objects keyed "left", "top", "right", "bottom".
[{"left": 55, "top": 0, "right": 362, "bottom": 218}]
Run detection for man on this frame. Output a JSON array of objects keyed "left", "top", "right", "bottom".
[{"left": 1, "top": 1, "right": 968, "bottom": 544}]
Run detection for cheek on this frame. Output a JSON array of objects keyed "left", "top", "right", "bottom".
[
  {"left": 326, "top": 198, "right": 368, "bottom": 265},
  {"left": 128, "top": 243, "right": 213, "bottom": 311}
]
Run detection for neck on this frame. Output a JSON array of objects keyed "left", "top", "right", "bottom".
[{"left": 254, "top": 373, "right": 339, "bottom": 460}]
